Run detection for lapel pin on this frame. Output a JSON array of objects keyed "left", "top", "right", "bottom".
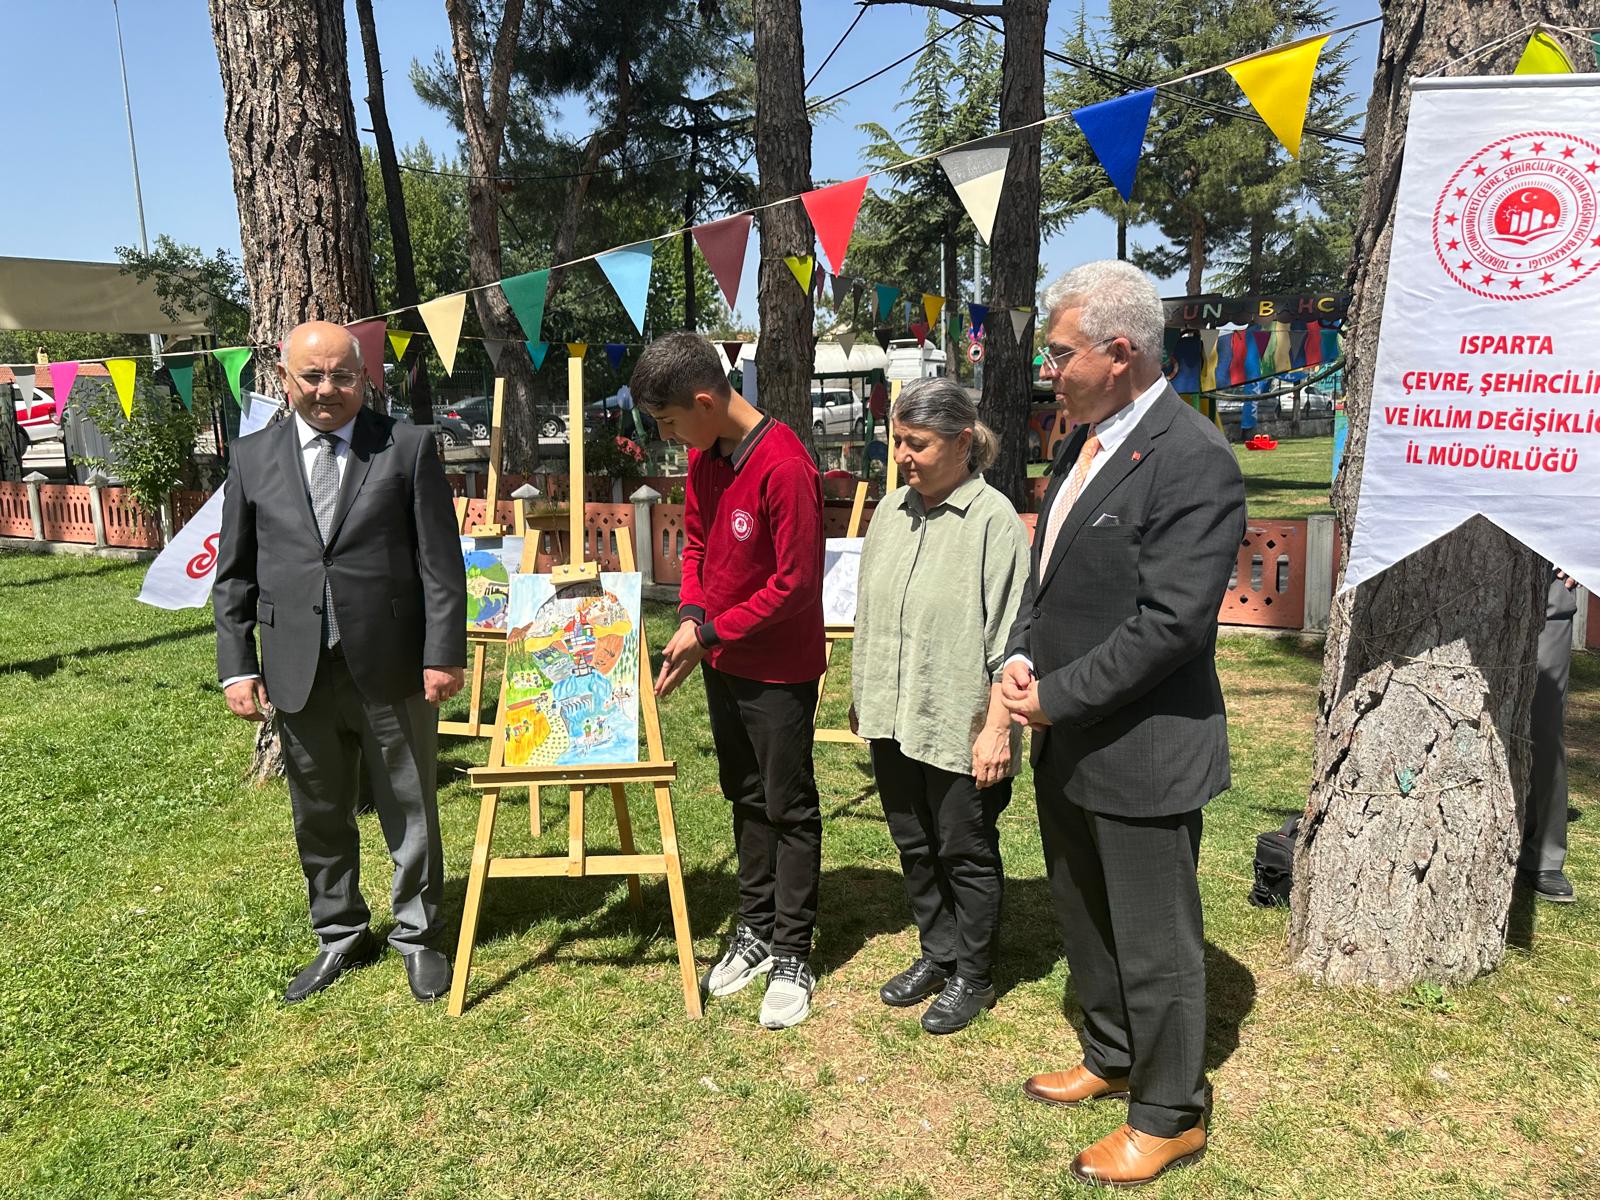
[{"left": 1131, "top": 450, "right": 1142, "bottom": 462}]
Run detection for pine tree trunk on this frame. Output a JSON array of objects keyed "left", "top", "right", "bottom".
[
  {"left": 209, "top": 0, "right": 379, "bottom": 784},
  {"left": 355, "top": 0, "right": 432, "bottom": 426},
  {"left": 1186, "top": 210, "right": 1206, "bottom": 296},
  {"left": 444, "top": 0, "right": 538, "bottom": 472},
  {"left": 976, "top": 0, "right": 1045, "bottom": 505},
  {"left": 752, "top": 0, "right": 816, "bottom": 456},
  {"left": 1288, "top": 0, "right": 1597, "bottom": 988}
]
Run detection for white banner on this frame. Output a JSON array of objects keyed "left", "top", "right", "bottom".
[
  {"left": 138, "top": 393, "right": 282, "bottom": 610},
  {"left": 1344, "top": 75, "right": 1600, "bottom": 595}
]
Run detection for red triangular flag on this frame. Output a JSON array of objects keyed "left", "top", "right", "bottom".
[
  {"left": 692, "top": 213, "right": 753, "bottom": 312},
  {"left": 721, "top": 342, "right": 745, "bottom": 370},
  {"left": 910, "top": 321, "right": 929, "bottom": 347},
  {"left": 800, "top": 176, "right": 869, "bottom": 275},
  {"left": 346, "top": 319, "right": 388, "bottom": 388}
]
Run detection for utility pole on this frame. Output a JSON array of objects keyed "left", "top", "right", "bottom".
[{"left": 111, "top": 0, "right": 162, "bottom": 365}]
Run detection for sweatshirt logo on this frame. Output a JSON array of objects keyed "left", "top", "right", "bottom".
[{"left": 730, "top": 508, "right": 755, "bottom": 541}]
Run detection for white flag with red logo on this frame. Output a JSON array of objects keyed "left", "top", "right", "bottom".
[
  {"left": 139, "top": 394, "right": 282, "bottom": 609},
  {"left": 1344, "top": 75, "right": 1600, "bottom": 594}
]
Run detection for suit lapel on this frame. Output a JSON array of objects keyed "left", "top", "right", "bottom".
[
  {"left": 274, "top": 415, "right": 324, "bottom": 546},
  {"left": 326, "top": 407, "right": 379, "bottom": 547},
  {"left": 1037, "top": 387, "right": 1183, "bottom": 595},
  {"left": 1031, "top": 424, "right": 1086, "bottom": 576}
]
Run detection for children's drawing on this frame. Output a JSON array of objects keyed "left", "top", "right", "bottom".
[
  {"left": 461, "top": 536, "right": 525, "bottom": 631},
  {"left": 501, "top": 572, "right": 641, "bottom": 766},
  {"left": 822, "top": 537, "right": 863, "bottom": 625}
]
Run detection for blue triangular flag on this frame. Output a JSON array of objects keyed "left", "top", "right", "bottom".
[
  {"left": 605, "top": 342, "right": 626, "bottom": 370},
  {"left": 1073, "top": 88, "right": 1155, "bottom": 201},
  {"left": 595, "top": 242, "right": 655, "bottom": 335},
  {"left": 968, "top": 302, "right": 989, "bottom": 337},
  {"left": 526, "top": 340, "right": 549, "bottom": 370}
]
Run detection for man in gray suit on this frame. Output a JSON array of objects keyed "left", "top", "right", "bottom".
[
  {"left": 214, "top": 320, "right": 466, "bottom": 1004},
  {"left": 1001, "top": 261, "right": 1245, "bottom": 1187},
  {"left": 1523, "top": 568, "right": 1578, "bottom": 902}
]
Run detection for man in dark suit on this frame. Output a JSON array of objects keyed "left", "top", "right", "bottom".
[
  {"left": 1000, "top": 261, "right": 1245, "bottom": 1187},
  {"left": 214, "top": 320, "right": 466, "bottom": 1004}
]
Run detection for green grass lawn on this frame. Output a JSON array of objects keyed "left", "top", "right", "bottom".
[{"left": 3, "top": 553, "right": 1597, "bottom": 1198}]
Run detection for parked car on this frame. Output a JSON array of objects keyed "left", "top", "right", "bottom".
[
  {"left": 442, "top": 395, "right": 491, "bottom": 440},
  {"left": 387, "top": 401, "right": 475, "bottom": 448},
  {"left": 811, "top": 388, "right": 866, "bottom": 438}
]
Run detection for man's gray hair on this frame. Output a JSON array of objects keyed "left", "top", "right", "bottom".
[{"left": 1040, "top": 260, "right": 1165, "bottom": 356}]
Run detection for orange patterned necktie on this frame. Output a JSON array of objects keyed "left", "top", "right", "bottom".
[{"left": 1038, "top": 433, "right": 1101, "bottom": 568}]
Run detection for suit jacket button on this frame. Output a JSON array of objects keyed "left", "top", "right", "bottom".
[
  {"left": 322, "top": 553, "right": 333, "bottom": 565},
  {"left": 313, "top": 604, "right": 322, "bottom": 614},
  {"left": 1032, "top": 607, "right": 1042, "bottom": 619}
]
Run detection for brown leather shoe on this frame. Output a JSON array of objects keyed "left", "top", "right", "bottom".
[
  {"left": 1022, "top": 1063, "right": 1131, "bottom": 1107},
  {"left": 1069, "top": 1123, "right": 1206, "bottom": 1188}
]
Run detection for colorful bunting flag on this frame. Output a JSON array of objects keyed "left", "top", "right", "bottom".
[
  {"left": 875, "top": 329, "right": 892, "bottom": 351},
  {"left": 417, "top": 292, "right": 467, "bottom": 376},
  {"left": 1010, "top": 308, "right": 1033, "bottom": 343},
  {"left": 800, "top": 175, "right": 869, "bottom": 274},
  {"left": 106, "top": 358, "right": 137, "bottom": 418},
  {"left": 832, "top": 272, "right": 849, "bottom": 308},
  {"left": 784, "top": 253, "right": 815, "bottom": 295},
  {"left": 922, "top": 294, "right": 945, "bottom": 329},
  {"left": 1072, "top": 88, "right": 1156, "bottom": 200},
  {"left": 48, "top": 361, "right": 78, "bottom": 421},
  {"left": 1226, "top": 36, "right": 1328, "bottom": 159},
  {"left": 968, "top": 303, "right": 989, "bottom": 337},
  {"left": 605, "top": 342, "right": 626, "bottom": 370},
  {"left": 838, "top": 332, "right": 856, "bottom": 359},
  {"left": 212, "top": 348, "right": 251, "bottom": 406},
  {"left": 484, "top": 339, "right": 505, "bottom": 372},
  {"left": 910, "top": 321, "right": 929, "bottom": 348},
  {"left": 692, "top": 214, "right": 753, "bottom": 311},
  {"left": 387, "top": 330, "right": 413, "bottom": 362},
  {"left": 721, "top": 342, "right": 744, "bottom": 370},
  {"left": 347, "top": 319, "right": 387, "bottom": 387},
  {"left": 1515, "top": 29, "right": 1575, "bottom": 74},
  {"left": 567, "top": 343, "right": 588, "bottom": 360},
  {"left": 501, "top": 268, "right": 551, "bottom": 344},
  {"left": 814, "top": 263, "right": 828, "bottom": 303},
  {"left": 938, "top": 140, "right": 1010, "bottom": 245},
  {"left": 595, "top": 243, "right": 655, "bottom": 335},
  {"left": 12, "top": 367, "right": 34, "bottom": 411},
  {"left": 875, "top": 284, "right": 900, "bottom": 322},
  {"left": 165, "top": 360, "right": 194, "bottom": 410},
  {"left": 526, "top": 340, "right": 549, "bottom": 370}
]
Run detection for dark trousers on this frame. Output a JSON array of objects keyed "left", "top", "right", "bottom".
[
  {"left": 1037, "top": 783, "right": 1207, "bottom": 1138},
  {"left": 701, "top": 664, "right": 822, "bottom": 959},
  {"left": 1525, "top": 573, "right": 1575, "bottom": 873},
  {"left": 277, "top": 652, "right": 444, "bottom": 955},
  {"left": 870, "top": 738, "right": 1010, "bottom": 984}
]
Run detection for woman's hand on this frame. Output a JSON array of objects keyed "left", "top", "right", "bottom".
[{"left": 972, "top": 723, "right": 1012, "bottom": 789}]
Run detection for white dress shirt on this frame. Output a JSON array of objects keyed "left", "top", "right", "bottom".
[{"left": 221, "top": 413, "right": 357, "bottom": 690}]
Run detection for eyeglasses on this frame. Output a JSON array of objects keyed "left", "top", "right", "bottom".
[
  {"left": 1039, "top": 337, "right": 1121, "bottom": 376},
  {"left": 293, "top": 370, "right": 363, "bottom": 390}
]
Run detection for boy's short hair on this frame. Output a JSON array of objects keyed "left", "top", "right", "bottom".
[{"left": 630, "top": 332, "right": 733, "bottom": 411}]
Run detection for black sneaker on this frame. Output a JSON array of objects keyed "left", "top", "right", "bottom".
[
  {"left": 703, "top": 923, "right": 774, "bottom": 997},
  {"left": 879, "top": 957, "right": 951, "bottom": 1007},
  {"left": 920, "top": 975, "right": 995, "bottom": 1035},
  {"left": 1522, "top": 870, "right": 1576, "bottom": 903}
]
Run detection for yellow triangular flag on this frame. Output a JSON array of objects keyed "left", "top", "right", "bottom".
[
  {"left": 388, "top": 330, "right": 413, "bottom": 361},
  {"left": 417, "top": 293, "right": 467, "bottom": 376},
  {"left": 1226, "top": 35, "right": 1328, "bottom": 159},
  {"left": 922, "top": 293, "right": 946, "bottom": 328},
  {"left": 784, "top": 254, "right": 814, "bottom": 295},
  {"left": 567, "top": 342, "right": 588, "bottom": 360},
  {"left": 106, "top": 358, "right": 137, "bottom": 418},
  {"left": 1514, "top": 30, "right": 1575, "bottom": 75}
]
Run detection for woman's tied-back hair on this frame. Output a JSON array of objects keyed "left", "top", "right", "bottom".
[{"left": 891, "top": 376, "right": 998, "bottom": 473}]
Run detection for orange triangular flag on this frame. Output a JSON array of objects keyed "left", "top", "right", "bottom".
[{"left": 1226, "top": 36, "right": 1328, "bottom": 159}]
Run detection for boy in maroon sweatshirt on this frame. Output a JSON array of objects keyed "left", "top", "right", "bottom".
[{"left": 632, "top": 333, "right": 826, "bottom": 1029}]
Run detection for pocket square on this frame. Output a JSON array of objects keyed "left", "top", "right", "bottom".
[{"left": 1091, "top": 513, "right": 1122, "bottom": 527}]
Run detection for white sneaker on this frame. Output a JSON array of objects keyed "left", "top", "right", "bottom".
[
  {"left": 704, "top": 923, "right": 774, "bottom": 997},
  {"left": 759, "top": 956, "right": 815, "bottom": 1029}
]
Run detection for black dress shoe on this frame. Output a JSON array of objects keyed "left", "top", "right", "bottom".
[
  {"left": 403, "top": 947, "right": 453, "bottom": 1002},
  {"left": 921, "top": 975, "right": 996, "bottom": 1034},
  {"left": 879, "top": 958, "right": 951, "bottom": 1007},
  {"left": 1521, "top": 869, "right": 1576, "bottom": 903},
  {"left": 283, "top": 931, "right": 383, "bottom": 1004}
]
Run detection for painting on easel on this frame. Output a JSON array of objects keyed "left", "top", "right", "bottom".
[
  {"left": 461, "top": 536, "right": 526, "bottom": 632},
  {"left": 501, "top": 572, "right": 642, "bottom": 767}
]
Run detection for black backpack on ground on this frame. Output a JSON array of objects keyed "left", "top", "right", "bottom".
[{"left": 1248, "top": 816, "right": 1300, "bottom": 907}]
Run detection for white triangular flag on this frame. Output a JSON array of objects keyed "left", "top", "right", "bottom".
[
  {"left": 939, "top": 141, "right": 1010, "bottom": 245},
  {"left": 1010, "top": 308, "right": 1033, "bottom": 343}
]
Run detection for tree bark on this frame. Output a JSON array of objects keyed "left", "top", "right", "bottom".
[
  {"left": 752, "top": 0, "right": 817, "bottom": 455},
  {"left": 444, "top": 0, "right": 539, "bottom": 471},
  {"left": 355, "top": 0, "right": 432, "bottom": 425},
  {"left": 1288, "top": 0, "right": 1597, "bottom": 989},
  {"left": 1186, "top": 210, "right": 1206, "bottom": 297},
  {"left": 209, "top": 0, "right": 379, "bottom": 784},
  {"left": 975, "top": 0, "right": 1045, "bottom": 504}
]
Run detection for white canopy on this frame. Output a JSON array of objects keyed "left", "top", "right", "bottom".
[{"left": 0, "top": 256, "right": 213, "bottom": 337}]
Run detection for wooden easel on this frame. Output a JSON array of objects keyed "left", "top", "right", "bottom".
[
  {"left": 813, "top": 480, "right": 869, "bottom": 745},
  {"left": 448, "top": 350, "right": 701, "bottom": 1018}
]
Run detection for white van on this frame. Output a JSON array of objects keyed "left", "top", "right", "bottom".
[{"left": 884, "top": 339, "right": 947, "bottom": 383}]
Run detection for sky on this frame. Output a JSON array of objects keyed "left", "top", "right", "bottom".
[{"left": 0, "top": 0, "right": 1381, "bottom": 327}]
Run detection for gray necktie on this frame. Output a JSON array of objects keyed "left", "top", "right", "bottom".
[{"left": 310, "top": 432, "right": 342, "bottom": 648}]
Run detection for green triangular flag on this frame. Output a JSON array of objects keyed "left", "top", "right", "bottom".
[
  {"left": 165, "top": 360, "right": 194, "bottom": 410},
  {"left": 501, "top": 269, "right": 550, "bottom": 343},
  {"left": 212, "top": 346, "right": 252, "bottom": 406}
]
